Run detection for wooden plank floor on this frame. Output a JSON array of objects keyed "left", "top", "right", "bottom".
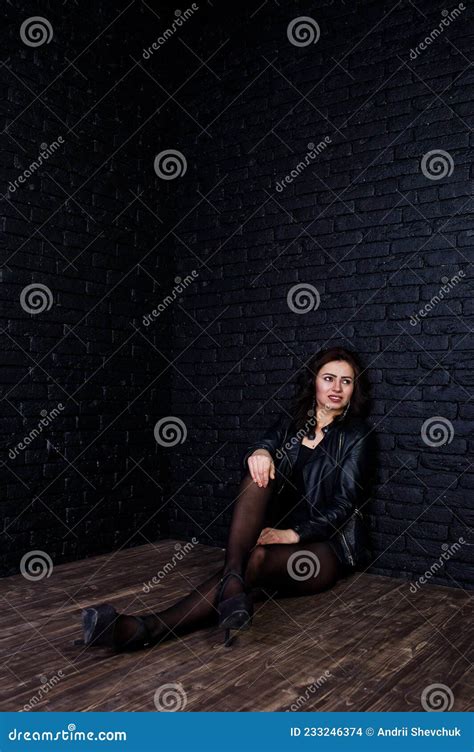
[{"left": 0, "top": 540, "right": 472, "bottom": 712}]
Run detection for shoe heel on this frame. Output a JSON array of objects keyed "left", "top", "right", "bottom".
[
  {"left": 222, "top": 614, "right": 253, "bottom": 647},
  {"left": 216, "top": 570, "right": 254, "bottom": 647},
  {"left": 218, "top": 592, "right": 254, "bottom": 629}
]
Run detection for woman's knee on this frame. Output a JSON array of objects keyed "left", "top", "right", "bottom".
[{"left": 241, "top": 466, "right": 279, "bottom": 489}]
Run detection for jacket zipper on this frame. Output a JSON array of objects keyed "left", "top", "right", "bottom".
[
  {"left": 276, "top": 425, "right": 290, "bottom": 495},
  {"left": 339, "top": 528, "right": 355, "bottom": 567},
  {"left": 337, "top": 429, "right": 354, "bottom": 565}
]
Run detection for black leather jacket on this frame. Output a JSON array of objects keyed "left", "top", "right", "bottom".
[{"left": 241, "top": 411, "right": 374, "bottom": 569}]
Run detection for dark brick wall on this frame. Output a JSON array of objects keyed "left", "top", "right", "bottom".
[
  {"left": 1, "top": 0, "right": 473, "bottom": 589},
  {"left": 160, "top": 0, "right": 473, "bottom": 590},
  {"left": 1, "top": 0, "right": 180, "bottom": 575}
]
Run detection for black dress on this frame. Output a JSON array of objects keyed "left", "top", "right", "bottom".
[{"left": 279, "top": 442, "right": 350, "bottom": 573}]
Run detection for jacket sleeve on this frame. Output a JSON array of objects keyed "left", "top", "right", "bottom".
[
  {"left": 292, "top": 426, "right": 372, "bottom": 543},
  {"left": 240, "top": 413, "right": 290, "bottom": 474}
]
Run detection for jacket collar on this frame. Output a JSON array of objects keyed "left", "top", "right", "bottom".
[
  {"left": 321, "top": 409, "right": 347, "bottom": 433},
  {"left": 283, "top": 410, "right": 347, "bottom": 468}
]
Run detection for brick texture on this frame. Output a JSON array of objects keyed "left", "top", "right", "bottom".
[{"left": 1, "top": 0, "right": 473, "bottom": 589}]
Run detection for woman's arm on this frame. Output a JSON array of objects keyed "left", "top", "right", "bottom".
[
  {"left": 292, "top": 426, "right": 373, "bottom": 544},
  {"left": 240, "top": 413, "right": 290, "bottom": 474}
]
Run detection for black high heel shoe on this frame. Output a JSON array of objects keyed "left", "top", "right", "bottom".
[
  {"left": 80, "top": 603, "right": 154, "bottom": 652},
  {"left": 216, "top": 570, "right": 253, "bottom": 647}
]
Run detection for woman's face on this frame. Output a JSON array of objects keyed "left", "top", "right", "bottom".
[{"left": 315, "top": 360, "right": 355, "bottom": 416}]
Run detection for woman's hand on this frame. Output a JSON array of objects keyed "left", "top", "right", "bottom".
[
  {"left": 256, "top": 527, "right": 300, "bottom": 545},
  {"left": 247, "top": 449, "right": 275, "bottom": 487}
]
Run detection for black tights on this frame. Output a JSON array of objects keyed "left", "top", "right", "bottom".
[{"left": 113, "top": 473, "right": 343, "bottom": 647}]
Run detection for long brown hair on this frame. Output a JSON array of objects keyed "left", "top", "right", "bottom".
[{"left": 288, "top": 347, "right": 371, "bottom": 434}]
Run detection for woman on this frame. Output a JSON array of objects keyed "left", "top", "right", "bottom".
[{"left": 80, "top": 346, "right": 374, "bottom": 652}]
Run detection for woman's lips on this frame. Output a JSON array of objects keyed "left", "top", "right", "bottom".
[{"left": 328, "top": 395, "right": 342, "bottom": 402}]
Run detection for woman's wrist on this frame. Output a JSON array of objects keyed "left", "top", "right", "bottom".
[{"left": 289, "top": 528, "right": 300, "bottom": 543}]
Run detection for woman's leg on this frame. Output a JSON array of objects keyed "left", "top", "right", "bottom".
[
  {"left": 113, "top": 541, "right": 342, "bottom": 648},
  {"left": 112, "top": 472, "right": 276, "bottom": 646},
  {"left": 243, "top": 540, "right": 341, "bottom": 597}
]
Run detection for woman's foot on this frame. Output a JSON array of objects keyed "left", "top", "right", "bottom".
[
  {"left": 81, "top": 605, "right": 167, "bottom": 652},
  {"left": 216, "top": 570, "right": 254, "bottom": 643},
  {"left": 217, "top": 568, "right": 245, "bottom": 602},
  {"left": 113, "top": 614, "right": 168, "bottom": 650}
]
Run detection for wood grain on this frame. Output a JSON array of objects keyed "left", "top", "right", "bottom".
[{"left": 0, "top": 540, "right": 471, "bottom": 711}]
